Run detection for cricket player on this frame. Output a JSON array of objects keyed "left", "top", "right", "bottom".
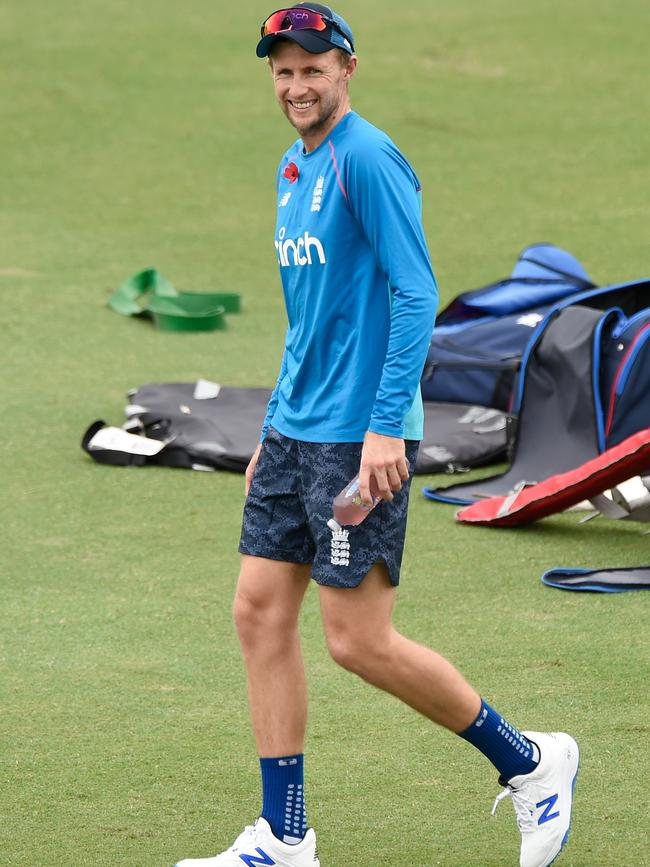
[{"left": 175, "top": 5, "right": 579, "bottom": 865}]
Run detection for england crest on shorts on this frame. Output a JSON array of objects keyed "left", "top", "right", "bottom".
[{"left": 330, "top": 524, "right": 350, "bottom": 566}]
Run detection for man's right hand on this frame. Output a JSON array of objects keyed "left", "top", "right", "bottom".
[
  {"left": 358, "top": 430, "right": 408, "bottom": 507},
  {"left": 245, "top": 443, "right": 263, "bottom": 495}
]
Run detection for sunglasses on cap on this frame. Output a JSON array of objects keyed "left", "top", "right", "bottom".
[{"left": 261, "top": 7, "right": 353, "bottom": 48}]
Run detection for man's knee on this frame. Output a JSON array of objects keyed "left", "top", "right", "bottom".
[
  {"left": 232, "top": 588, "right": 265, "bottom": 640},
  {"left": 324, "top": 621, "right": 391, "bottom": 679},
  {"left": 233, "top": 585, "right": 295, "bottom": 644},
  {"left": 320, "top": 564, "right": 396, "bottom": 678},
  {"left": 233, "top": 558, "right": 308, "bottom": 649},
  {"left": 325, "top": 626, "right": 363, "bottom": 674}
]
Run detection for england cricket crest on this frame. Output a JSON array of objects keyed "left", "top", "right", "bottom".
[
  {"left": 310, "top": 175, "right": 325, "bottom": 212},
  {"left": 330, "top": 524, "right": 350, "bottom": 566}
]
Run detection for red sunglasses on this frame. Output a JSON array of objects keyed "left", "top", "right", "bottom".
[{"left": 261, "top": 7, "right": 335, "bottom": 38}]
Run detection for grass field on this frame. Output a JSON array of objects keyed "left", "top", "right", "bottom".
[{"left": 2, "top": 1, "right": 650, "bottom": 864}]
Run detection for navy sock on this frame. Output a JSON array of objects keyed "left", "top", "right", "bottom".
[
  {"left": 459, "top": 699, "right": 540, "bottom": 781},
  {"left": 260, "top": 754, "right": 307, "bottom": 843}
]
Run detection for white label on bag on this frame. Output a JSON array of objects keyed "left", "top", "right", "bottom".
[
  {"left": 88, "top": 426, "right": 165, "bottom": 456},
  {"left": 193, "top": 379, "right": 221, "bottom": 400}
]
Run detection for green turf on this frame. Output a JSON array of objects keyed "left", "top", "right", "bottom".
[{"left": 2, "top": 0, "right": 649, "bottom": 864}]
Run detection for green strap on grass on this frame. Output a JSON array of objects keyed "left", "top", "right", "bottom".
[{"left": 107, "top": 268, "right": 241, "bottom": 331}]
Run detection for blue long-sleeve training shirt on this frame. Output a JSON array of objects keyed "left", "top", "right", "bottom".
[{"left": 262, "top": 111, "right": 438, "bottom": 443}]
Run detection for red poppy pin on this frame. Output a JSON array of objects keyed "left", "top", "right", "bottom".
[{"left": 283, "top": 162, "right": 299, "bottom": 184}]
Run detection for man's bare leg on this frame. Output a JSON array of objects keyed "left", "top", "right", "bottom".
[
  {"left": 318, "top": 562, "right": 481, "bottom": 731},
  {"left": 233, "top": 554, "right": 312, "bottom": 756},
  {"left": 318, "top": 562, "right": 542, "bottom": 773},
  {"left": 318, "top": 563, "right": 580, "bottom": 867}
]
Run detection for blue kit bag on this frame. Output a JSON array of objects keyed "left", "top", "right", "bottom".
[
  {"left": 424, "top": 276, "right": 650, "bottom": 505},
  {"left": 421, "top": 244, "right": 596, "bottom": 410}
]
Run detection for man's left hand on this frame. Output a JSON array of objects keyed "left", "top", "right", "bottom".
[{"left": 358, "top": 431, "right": 409, "bottom": 507}]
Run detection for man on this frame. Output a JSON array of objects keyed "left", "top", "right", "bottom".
[{"left": 175, "top": 5, "right": 579, "bottom": 866}]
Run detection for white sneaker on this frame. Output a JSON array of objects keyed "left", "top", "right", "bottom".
[
  {"left": 492, "top": 731, "right": 579, "bottom": 867},
  {"left": 174, "top": 817, "right": 320, "bottom": 866}
]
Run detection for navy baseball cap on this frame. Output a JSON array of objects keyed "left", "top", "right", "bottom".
[{"left": 257, "top": 4, "right": 355, "bottom": 58}]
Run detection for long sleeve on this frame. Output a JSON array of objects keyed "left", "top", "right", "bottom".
[{"left": 345, "top": 142, "right": 438, "bottom": 437}]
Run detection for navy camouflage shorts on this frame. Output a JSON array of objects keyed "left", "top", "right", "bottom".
[{"left": 239, "top": 427, "right": 419, "bottom": 588}]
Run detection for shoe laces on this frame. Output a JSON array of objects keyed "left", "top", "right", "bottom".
[{"left": 491, "top": 785, "right": 536, "bottom": 833}]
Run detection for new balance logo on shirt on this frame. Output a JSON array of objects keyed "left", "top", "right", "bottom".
[{"left": 275, "top": 226, "right": 327, "bottom": 267}]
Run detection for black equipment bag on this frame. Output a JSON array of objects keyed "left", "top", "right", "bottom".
[
  {"left": 415, "top": 403, "right": 509, "bottom": 474},
  {"left": 82, "top": 384, "right": 510, "bottom": 477},
  {"left": 83, "top": 382, "right": 272, "bottom": 472}
]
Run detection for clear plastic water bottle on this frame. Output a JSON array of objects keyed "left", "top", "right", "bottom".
[
  {"left": 329, "top": 473, "right": 381, "bottom": 527},
  {"left": 328, "top": 459, "right": 411, "bottom": 528}
]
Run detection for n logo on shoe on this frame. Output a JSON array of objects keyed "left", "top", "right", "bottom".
[
  {"left": 536, "top": 793, "right": 560, "bottom": 825},
  {"left": 239, "top": 848, "right": 276, "bottom": 866}
]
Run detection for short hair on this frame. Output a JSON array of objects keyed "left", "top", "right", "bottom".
[
  {"left": 333, "top": 47, "right": 352, "bottom": 67},
  {"left": 268, "top": 42, "right": 353, "bottom": 68}
]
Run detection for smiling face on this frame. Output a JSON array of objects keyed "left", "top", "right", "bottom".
[{"left": 269, "top": 40, "right": 357, "bottom": 152}]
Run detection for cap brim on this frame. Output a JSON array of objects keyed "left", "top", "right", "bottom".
[{"left": 256, "top": 30, "right": 337, "bottom": 58}]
